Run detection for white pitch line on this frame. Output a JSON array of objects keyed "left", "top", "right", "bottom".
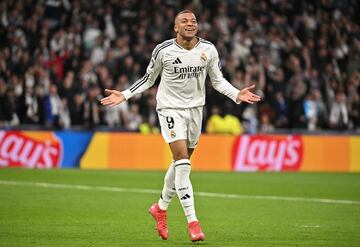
[
  {"left": 0, "top": 180, "right": 359, "bottom": 206},
  {"left": 297, "top": 225, "right": 321, "bottom": 228}
]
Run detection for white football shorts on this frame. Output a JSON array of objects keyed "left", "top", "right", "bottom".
[{"left": 157, "top": 106, "right": 203, "bottom": 148}]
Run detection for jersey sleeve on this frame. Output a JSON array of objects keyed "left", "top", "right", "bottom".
[
  {"left": 121, "top": 45, "right": 163, "bottom": 100},
  {"left": 208, "top": 47, "right": 241, "bottom": 104}
]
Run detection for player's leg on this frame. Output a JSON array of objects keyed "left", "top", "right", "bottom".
[
  {"left": 150, "top": 146, "right": 196, "bottom": 240},
  {"left": 158, "top": 148, "right": 195, "bottom": 211},
  {"left": 158, "top": 160, "right": 176, "bottom": 210},
  {"left": 149, "top": 160, "right": 177, "bottom": 240},
  {"left": 184, "top": 106, "right": 205, "bottom": 242},
  {"left": 169, "top": 141, "right": 204, "bottom": 242},
  {"left": 157, "top": 109, "right": 188, "bottom": 210},
  {"left": 149, "top": 109, "right": 187, "bottom": 240},
  {"left": 169, "top": 140, "right": 196, "bottom": 220}
]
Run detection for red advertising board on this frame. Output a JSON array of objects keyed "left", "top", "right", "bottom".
[
  {"left": 0, "top": 131, "right": 62, "bottom": 168},
  {"left": 232, "top": 135, "right": 303, "bottom": 171}
]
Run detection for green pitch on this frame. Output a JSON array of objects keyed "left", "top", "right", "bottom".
[{"left": 0, "top": 169, "right": 359, "bottom": 247}]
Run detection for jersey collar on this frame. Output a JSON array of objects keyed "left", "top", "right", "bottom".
[{"left": 174, "top": 37, "right": 201, "bottom": 50}]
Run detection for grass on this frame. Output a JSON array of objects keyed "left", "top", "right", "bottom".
[{"left": 0, "top": 169, "right": 360, "bottom": 247}]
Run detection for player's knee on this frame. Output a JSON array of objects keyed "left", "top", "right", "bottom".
[{"left": 172, "top": 153, "right": 189, "bottom": 161}]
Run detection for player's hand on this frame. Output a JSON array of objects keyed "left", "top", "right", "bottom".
[
  {"left": 100, "top": 89, "right": 125, "bottom": 106},
  {"left": 237, "top": 84, "right": 261, "bottom": 104}
]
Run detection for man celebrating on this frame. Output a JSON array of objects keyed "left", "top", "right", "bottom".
[{"left": 100, "top": 10, "right": 261, "bottom": 242}]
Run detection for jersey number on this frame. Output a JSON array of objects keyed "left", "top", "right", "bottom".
[{"left": 166, "top": 117, "right": 174, "bottom": 129}]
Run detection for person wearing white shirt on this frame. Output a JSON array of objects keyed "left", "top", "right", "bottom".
[{"left": 100, "top": 10, "right": 261, "bottom": 243}]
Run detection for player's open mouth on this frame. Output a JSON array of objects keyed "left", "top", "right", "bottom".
[{"left": 185, "top": 28, "right": 195, "bottom": 31}]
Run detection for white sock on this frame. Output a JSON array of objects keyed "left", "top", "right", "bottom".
[
  {"left": 174, "top": 159, "right": 198, "bottom": 223},
  {"left": 158, "top": 160, "right": 176, "bottom": 210}
]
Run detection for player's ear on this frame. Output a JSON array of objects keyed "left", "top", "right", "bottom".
[{"left": 174, "top": 24, "right": 178, "bottom": 33}]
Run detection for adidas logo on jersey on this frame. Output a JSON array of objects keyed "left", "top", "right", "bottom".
[
  {"left": 172, "top": 57, "right": 182, "bottom": 64},
  {"left": 180, "top": 194, "right": 191, "bottom": 200}
]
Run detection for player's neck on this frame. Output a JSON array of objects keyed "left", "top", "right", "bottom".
[{"left": 176, "top": 36, "right": 198, "bottom": 50}]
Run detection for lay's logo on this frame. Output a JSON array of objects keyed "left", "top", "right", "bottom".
[
  {"left": 232, "top": 135, "right": 303, "bottom": 171},
  {"left": 0, "top": 131, "right": 62, "bottom": 168}
]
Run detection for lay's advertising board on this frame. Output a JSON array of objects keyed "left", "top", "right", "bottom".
[
  {"left": 80, "top": 133, "right": 360, "bottom": 172},
  {"left": 231, "top": 135, "right": 360, "bottom": 172},
  {"left": 0, "top": 130, "right": 92, "bottom": 168},
  {"left": 0, "top": 130, "right": 359, "bottom": 172}
]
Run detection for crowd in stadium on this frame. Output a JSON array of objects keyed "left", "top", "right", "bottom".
[{"left": 0, "top": 0, "right": 359, "bottom": 133}]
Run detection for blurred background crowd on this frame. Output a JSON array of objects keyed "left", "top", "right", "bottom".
[{"left": 0, "top": 0, "right": 359, "bottom": 133}]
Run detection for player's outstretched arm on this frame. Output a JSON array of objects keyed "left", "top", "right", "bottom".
[
  {"left": 237, "top": 84, "right": 261, "bottom": 104},
  {"left": 100, "top": 89, "right": 125, "bottom": 107}
]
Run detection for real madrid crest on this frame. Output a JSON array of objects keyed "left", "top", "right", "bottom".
[
  {"left": 200, "top": 52, "right": 207, "bottom": 63},
  {"left": 170, "top": 130, "right": 176, "bottom": 138}
]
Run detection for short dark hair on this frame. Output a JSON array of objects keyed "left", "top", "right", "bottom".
[{"left": 174, "top": 10, "right": 196, "bottom": 22}]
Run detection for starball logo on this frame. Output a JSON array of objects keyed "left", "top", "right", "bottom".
[
  {"left": 0, "top": 131, "right": 62, "bottom": 168},
  {"left": 232, "top": 135, "right": 303, "bottom": 171}
]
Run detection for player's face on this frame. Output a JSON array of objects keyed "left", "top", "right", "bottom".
[{"left": 174, "top": 13, "right": 198, "bottom": 40}]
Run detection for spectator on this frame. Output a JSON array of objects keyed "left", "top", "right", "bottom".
[
  {"left": 347, "top": 71, "right": 360, "bottom": 130},
  {"left": 329, "top": 90, "right": 349, "bottom": 130},
  {"left": 44, "top": 84, "right": 62, "bottom": 129},
  {"left": 17, "top": 86, "right": 42, "bottom": 124},
  {"left": 0, "top": 86, "right": 20, "bottom": 126},
  {"left": 43, "top": 50, "right": 68, "bottom": 83},
  {"left": 312, "top": 89, "right": 328, "bottom": 129},
  {"left": 103, "top": 102, "right": 129, "bottom": 128},
  {"left": 303, "top": 92, "right": 318, "bottom": 131},
  {"left": 60, "top": 98, "right": 71, "bottom": 129},
  {"left": 206, "top": 105, "right": 243, "bottom": 135},
  {"left": 259, "top": 113, "right": 275, "bottom": 133},
  {"left": 206, "top": 106, "right": 229, "bottom": 134},
  {"left": 127, "top": 104, "right": 142, "bottom": 131},
  {"left": 70, "top": 92, "right": 85, "bottom": 126},
  {"left": 272, "top": 91, "right": 288, "bottom": 128},
  {"left": 84, "top": 84, "right": 103, "bottom": 129}
]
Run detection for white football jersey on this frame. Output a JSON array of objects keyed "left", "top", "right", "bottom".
[{"left": 121, "top": 38, "right": 240, "bottom": 110}]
